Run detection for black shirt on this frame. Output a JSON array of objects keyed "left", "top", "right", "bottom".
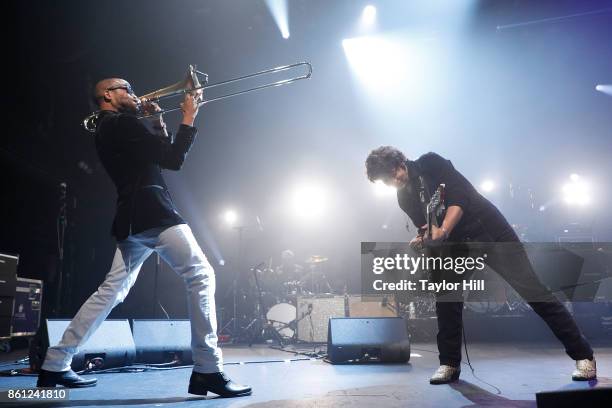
[
  {"left": 94, "top": 110, "right": 197, "bottom": 240},
  {"left": 397, "top": 152, "right": 511, "bottom": 241}
]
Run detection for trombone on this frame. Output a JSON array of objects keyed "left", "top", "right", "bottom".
[{"left": 83, "top": 61, "right": 312, "bottom": 132}]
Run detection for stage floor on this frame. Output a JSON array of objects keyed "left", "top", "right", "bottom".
[{"left": 1, "top": 342, "right": 610, "bottom": 407}]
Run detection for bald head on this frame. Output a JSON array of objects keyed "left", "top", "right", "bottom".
[
  {"left": 93, "top": 78, "right": 139, "bottom": 113},
  {"left": 94, "top": 78, "right": 126, "bottom": 106}
]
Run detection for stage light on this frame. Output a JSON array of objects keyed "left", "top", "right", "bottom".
[
  {"left": 373, "top": 179, "right": 397, "bottom": 197},
  {"left": 480, "top": 180, "right": 496, "bottom": 193},
  {"left": 223, "top": 209, "right": 238, "bottom": 225},
  {"left": 290, "top": 183, "right": 328, "bottom": 220},
  {"left": 264, "top": 0, "right": 290, "bottom": 39},
  {"left": 342, "top": 35, "right": 410, "bottom": 91},
  {"left": 562, "top": 174, "right": 591, "bottom": 206},
  {"left": 361, "top": 5, "right": 377, "bottom": 26},
  {"left": 219, "top": 259, "right": 226, "bottom": 266}
]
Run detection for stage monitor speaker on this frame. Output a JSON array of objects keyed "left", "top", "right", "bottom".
[
  {"left": 536, "top": 387, "right": 611, "bottom": 408},
  {"left": 42, "top": 319, "right": 136, "bottom": 371},
  {"left": 327, "top": 317, "right": 410, "bottom": 364},
  {"left": 132, "top": 319, "right": 192, "bottom": 364}
]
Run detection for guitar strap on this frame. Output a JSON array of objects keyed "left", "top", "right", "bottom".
[{"left": 409, "top": 160, "right": 433, "bottom": 228}]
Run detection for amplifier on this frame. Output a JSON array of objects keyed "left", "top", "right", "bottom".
[
  {"left": 12, "top": 277, "right": 43, "bottom": 336},
  {"left": 0, "top": 253, "right": 18, "bottom": 297},
  {"left": 297, "top": 295, "right": 346, "bottom": 343},
  {"left": 0, "top": 316, "right": 11, "bottom": 339},
  {"left": 296, "top": 295, "right": 401, "bottom": 342},
  {"left": 348, "top": 295, "right": 398, "bottom": 317},
  {"left": 0, "top": 297, "right": 14, "bottom": 316}
]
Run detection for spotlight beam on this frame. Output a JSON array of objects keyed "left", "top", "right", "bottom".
[
  {"left": 496, "top": 8, "right": 612, "bottom": 31},
  {"left": 361, "top": 5, "right": 377, "bottom": 26},
  {"left": 264, "top": 0, "right": 290, "bottom": 39},
  {"left": 596, "top": 84, "right": 612, "bottom": 96}
]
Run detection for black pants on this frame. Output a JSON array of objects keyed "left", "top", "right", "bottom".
[{"left": 435, "top": 228, "right": 593, "bottom": 367}]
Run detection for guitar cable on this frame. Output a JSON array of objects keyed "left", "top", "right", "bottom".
[{"left": 462, "top": 323, "right": 502, "bottom": 395}]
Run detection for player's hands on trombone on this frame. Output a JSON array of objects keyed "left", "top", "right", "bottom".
[
  {"left": 139, "top": 97, "right": 161, "bottom": 115},
  {"left": 180, "top": 89, "right": 202, "bottom": 127},
  {"left": 140, "top": 99, "right": 168, "bottom": 136}
]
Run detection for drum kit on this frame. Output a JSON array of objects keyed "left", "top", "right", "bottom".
[{"left": 220, "top": 253, "right": 335, "bottom": 344}]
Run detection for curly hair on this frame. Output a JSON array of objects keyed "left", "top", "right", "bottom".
[{"left": 365, "top": 146, "right": 407, "bottom": 182}]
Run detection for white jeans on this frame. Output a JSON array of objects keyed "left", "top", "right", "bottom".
[{"left": 42, "top": 224, "right": 223, "bottom": 373}]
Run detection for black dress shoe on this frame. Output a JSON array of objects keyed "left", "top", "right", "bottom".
[
  {"left": 37, "top": 369, "right": 97, "bottom": 388},
  {"left": 188, "top": 371, "right": 252, "bottom": 397}
]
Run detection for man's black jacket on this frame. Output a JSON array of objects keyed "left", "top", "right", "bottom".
[
  {"left": 94, "top": 110, "right": 197, "bottom": 240},
  {"left": 397, "top": 152, "right": 510, "bottom": 242}
]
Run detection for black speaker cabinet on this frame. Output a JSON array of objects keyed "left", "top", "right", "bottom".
[
  {"left": 12, "top": 277, "right": 43, "bottom": 337},
  {"left": 132, "top": 319, "right": 193, "bottom": 364},
  {"left": 42, "top": 319, "right": 136, "bottom": 371},
  {"left": 536, "top": 387, "right": 612, "bottom": 408},
  {"left": 0, "top": 253, "right": 18, "bottom": 297},
  {"left": 327, "top": 317, "right": 410, "bottom": 364}
]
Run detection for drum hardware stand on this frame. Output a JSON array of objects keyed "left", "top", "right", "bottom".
[
  {"left": 219, "top": 226, "right": 246, "bottom": 339},
  {"left": 242, "top": 261, "right": 299, "bottom": 346},
  {"left": 241, "top": 262, "right": 277, "bottom": 345},
  {"left": 302, "top": 256, "right": 333, "bottom": 294}
]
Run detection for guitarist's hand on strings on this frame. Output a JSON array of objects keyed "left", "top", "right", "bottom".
[
  {"left": 415, "top": 224, "right": 448, "bottom": 248},
  {"left": 426, "top": 225, "right": 448, "bottom": 243}
]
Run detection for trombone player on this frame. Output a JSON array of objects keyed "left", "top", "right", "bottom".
[{"left": 37, "top": 77, "right": 252, "bottom": 397}]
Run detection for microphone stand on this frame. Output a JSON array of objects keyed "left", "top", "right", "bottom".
[{"left": 54, "top": 182, "right": 68, "bottom": 316}]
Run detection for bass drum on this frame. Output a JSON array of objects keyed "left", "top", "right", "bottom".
[{"left": 266, "top": 303, "right": 296, "bottom": 339}]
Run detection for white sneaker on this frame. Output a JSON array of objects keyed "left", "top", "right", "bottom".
[
  {"left": 572, "top": 358, "right": 596, "bottom": 381},
  {"left": 429, "top": 365, "right": 461, "bottom": 384}
]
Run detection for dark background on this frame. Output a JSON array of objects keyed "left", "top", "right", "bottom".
[{"left": 3, "top": 0, "right": 612, "bottom": 328}]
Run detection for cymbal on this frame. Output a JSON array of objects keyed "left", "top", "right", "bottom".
[{"left": 305, "top": 255, "right": 328, "bottom": 264}]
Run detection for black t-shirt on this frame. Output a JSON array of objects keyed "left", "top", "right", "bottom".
[
  {"left": 94, "top": 110, "right": 197, "bottom": 240},
  {"left": 397, "top": 152, "right": 511, "bottom": 241}
]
